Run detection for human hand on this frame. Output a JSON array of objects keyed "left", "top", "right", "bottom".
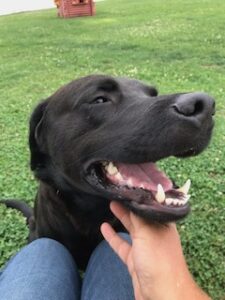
[{"left": 101, "top": 201, "right": 211, "bottom": 300}]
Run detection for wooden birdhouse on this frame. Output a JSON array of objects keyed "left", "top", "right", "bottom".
[{"left": 57, "top": 0, "right": 95, "bottom": 18}]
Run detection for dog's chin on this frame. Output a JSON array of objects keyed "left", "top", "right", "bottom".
[{"left": 84, "top": 158, "right": 192, "bottom": 223}]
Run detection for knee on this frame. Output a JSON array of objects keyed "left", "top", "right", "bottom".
[
  {"left": 29, "top": 238, "right": 65, "bottom": 252},
  {"left": 23, "top": 238, "right": 74, "bottom": 264},
  {"left": 30, "top": 237, "right": 63, "bottom": 247},
  {"left": 17, "top": 238, "right": 78, "bottom": 276}
]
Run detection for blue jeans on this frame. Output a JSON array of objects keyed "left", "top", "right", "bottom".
[{"left": 0, "top": 234, "right": 134, "bottom": 300}]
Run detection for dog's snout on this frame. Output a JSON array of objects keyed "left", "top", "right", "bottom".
[{"left": 172, "top": 93, "right": 215, "bottom": 123}]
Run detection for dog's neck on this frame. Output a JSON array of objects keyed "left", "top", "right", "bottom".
[
  {"left": 38, "top": 181, "right": 113, "bottom": 222},
  {"left": 34, "top": 162, "right": 120, "bottom": 229}
]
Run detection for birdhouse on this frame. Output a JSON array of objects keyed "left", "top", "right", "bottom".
[{"left": 57, "top": 0, "right": 95, "bottom": 18}]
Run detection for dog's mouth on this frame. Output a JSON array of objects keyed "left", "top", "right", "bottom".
[{"left": 85, "top": 160, "right": 191, "bottom": 222}]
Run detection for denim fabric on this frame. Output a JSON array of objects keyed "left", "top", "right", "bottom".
[
  {"left": 82, "top": 233, "right": 134, "bottom": 300},
  {"left": 0, "top": 234, "right": 134, "bottom": 300}
]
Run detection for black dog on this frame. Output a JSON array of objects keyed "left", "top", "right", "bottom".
[{"left": 2, "top": 75, "right": 215, "bottom": 269}]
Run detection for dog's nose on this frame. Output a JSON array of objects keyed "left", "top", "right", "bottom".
[{"left": 172, "top": 92, "right": 215, "bottom": 124}]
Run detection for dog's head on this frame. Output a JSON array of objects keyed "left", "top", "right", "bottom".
[{"left": 30, "top": 75, "right": 215, "bottom": 222}]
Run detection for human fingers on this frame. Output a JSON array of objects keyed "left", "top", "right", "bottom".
[
  {"left": 110, "top": 201, "right": 134, "bottom": 233},
  {"left": 101, "top": 222, "right": 131, "bottom": 265}
]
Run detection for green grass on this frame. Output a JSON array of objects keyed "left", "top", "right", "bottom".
[{"left": 0, "top": 0, "right": 225, "bottom": 298}]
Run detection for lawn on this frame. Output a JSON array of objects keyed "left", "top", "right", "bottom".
[{"left": 0, "top": 0, "right": 224, "bottom": 298}]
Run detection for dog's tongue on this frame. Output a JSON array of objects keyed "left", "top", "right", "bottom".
[{"left": 114, "top": 162, "right": 173, "bottom": 192}]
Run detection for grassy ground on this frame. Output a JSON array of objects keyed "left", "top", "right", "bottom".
[{"left": 0, "top": 0, "right": 224, "bottom": 298}]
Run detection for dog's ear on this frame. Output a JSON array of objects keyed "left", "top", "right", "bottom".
[{"left": 29, "top": 99, "right": 49, "bottom": 171}]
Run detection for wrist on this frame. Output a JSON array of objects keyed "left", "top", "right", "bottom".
[{"left": 142, "top": 269, "right": 211, "bottom": 300}]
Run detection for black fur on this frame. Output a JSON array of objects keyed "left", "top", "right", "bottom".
[{"left": 1, "top": 75, "right": 215, "bottom": 269}]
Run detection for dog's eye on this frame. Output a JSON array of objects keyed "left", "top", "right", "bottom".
[{"left": 92, "top": 96, "right": 110, "bottom": 104}]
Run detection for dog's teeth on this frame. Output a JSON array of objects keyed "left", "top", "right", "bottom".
[
  {"left": 165, "top": 198, "right": 173, "bottom": 205},
  {"left": 177, "top": 179, "right": 191, "bottom": 194},
  {"left": 106, "top": 162, "right": 118, "bottom": 175},
  {"left": 183, "top": 194, "right": 191, "bottom": 204},
  {"left": 164, "top": 195, "right": 190, "bottom": 207},
  {"left": 165, "top": 198, "right": 180, "bottom": 206},
  {"left": 115, "top": 172, "right": 123, "bottom": 181},
  {"left": 102, "top": 161, "right": 108, "bottom": 167},
  {"left": 127, "top": 178, "right": 133, "bottom": 187},
  {"left": 172, "top": 199, "right": 179, "bottom": 206},
  {"left": 155, "top": 184, "right": 165, "bottom": 203}
]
